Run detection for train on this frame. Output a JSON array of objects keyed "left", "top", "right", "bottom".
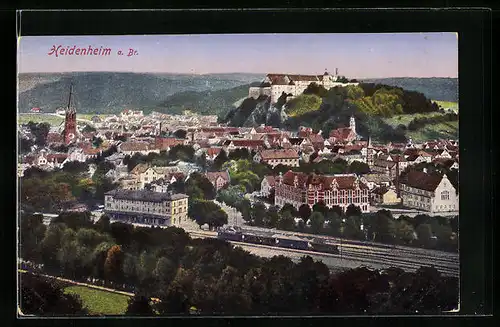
[{"left": 217, "top": 227, "right": 339, "bottom": 254}]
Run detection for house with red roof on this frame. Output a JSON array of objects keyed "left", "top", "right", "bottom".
[{"left": 274, "top": 170, "right": 370, "bottom": 212}]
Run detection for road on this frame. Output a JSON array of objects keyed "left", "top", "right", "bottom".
[{"left": 37, "top": 212, "right": 458, "bottom": 278}]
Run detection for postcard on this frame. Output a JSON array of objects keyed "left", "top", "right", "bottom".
[{"left": 17, "top": 32, "right": 459, "bottom": 316}]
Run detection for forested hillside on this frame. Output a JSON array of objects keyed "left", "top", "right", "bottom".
[{"left": 18, "top": 72, "right": 262, "bottom": 114}]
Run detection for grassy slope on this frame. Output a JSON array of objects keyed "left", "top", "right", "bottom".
[
  {"left": 285, "top": 94, "right": 322, "bottom": 117},
  {"left": 405, "top": 121, "right": 459, "bottom": 142},
  {"left": 63, "top": 285, "right": 130, "bottom": 315}
]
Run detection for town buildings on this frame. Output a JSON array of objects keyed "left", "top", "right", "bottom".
[
  {"left": 274, "top": 170, "right": 370, "bottom": 213},
  {"left": 399, "top": 170, "right": 459, "bottom": 213},
  {"left": 253, "top": 149, "right": 300, "bottom": 168},
  {"left": 104, "top": 189, "right": 189, "bottom": 226}
]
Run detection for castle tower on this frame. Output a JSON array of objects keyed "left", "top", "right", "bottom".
[{"left": 63, "top": 84, "right": 77, "bottom": 145}]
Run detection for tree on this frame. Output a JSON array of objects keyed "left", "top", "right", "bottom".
[
  {"left": 27, "top": 122, "right": 50, "bottom": 146},
  {"left": 20, "top": 213, "right": 46, "bottom": 262},
  {"left": 278, "top": 210, "right": 296, "bottom": 231},
  {"left": 189, "top": 200, "right": 228, "bottom": 230},
  {"left": 312, "top": 201, "right": 329, "bottom": 217},
  {"left": 62, "top": 161, "right": 89, "bottom": 174},
  {"left": 157, "top": 267, "right": 192, "bottom": 315},
  {"left": 345, "top": 204, "right": 362, "bottom": 218},
  {"left": 173, "top": 129, "right": 187, "bottom": 139},
  {"left": 154, "top": 257, "right": 177, "bottom": 287},
  {"left": 280, "top": 203, "right": 298, "bottom": 217},
  {"left": 416, "top": 224, "right": 433, "bottom": 247},
  {"left": 367, "top": 211, "right": 396, "bottom": 243},
  {"left": 326, "top": 210, "right": 342, "bottom": 236},
  {"left": 125, "top": 295, "right": 155, "bottom": 316},
  {"left": 228, "top": 148, "right": 251, "bottom": 161},
  {"left": 235, "top": 198, "right": 252, "bottom": 222},
  {"left": 104, "top": 245, "right": 124, "bottom": 282},
  {"left": 251, "top": 202, "right": 267, "bottom": 226},
  {"left": 186, "top": 172, "right": 216, "bottom": 200},
  {"left": 309, "top": 211, "right": 325, "bottom": 234},
  {"left": 213, "top": 266, "right": 252, "bottom": 314},
  {"left": 265, "top": 206, "right": 280, "bottom": 228},
  {"left": 213, "top": 149, "right": 229, "bottom": 170},
  {"left": 394, "top": 219, "right": 416, "bottom": 245},
  {"left": 20, "top": 274, "right": 88, "bottom": 315},
  {"left": 330, "top": 205, "right": 343, "bottom": 217},
  {"left": 343, "top": 216, "right": 364, "bottom": 240},
  {"left": 348, "top": 161, "right": 370, "bottom": 174},
  {"left": 298, "top": 204, "right": 312, "bottom": 221}
]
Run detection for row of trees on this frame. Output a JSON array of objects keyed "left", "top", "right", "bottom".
[
  {"left": 20, "top": 212, "right": 458, "bottom": 315},
  {"left": 214, "top": 186, "right": 458, "bottom": 253}
]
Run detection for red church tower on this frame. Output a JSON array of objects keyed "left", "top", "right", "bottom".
[{"left": 63, "top": 84, "right": 77, "bottom": 145}]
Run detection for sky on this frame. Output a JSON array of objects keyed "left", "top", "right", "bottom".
[{"left": 18, "top": 33, "right": 458, "bottom": 78}]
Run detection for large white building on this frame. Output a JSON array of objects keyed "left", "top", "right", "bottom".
[
  {"left": 249, "top": 71, "right": 359, "bottom": 103},
  {"left": 399, "top": 170, "right": 459, "bottom": 214},
  {"left": 104, "top": 189, "right": 189, "bottom": 226}
]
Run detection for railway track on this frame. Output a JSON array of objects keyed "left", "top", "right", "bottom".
[{"left": 188, "top": 231, "right": 459, "bottom": 277}]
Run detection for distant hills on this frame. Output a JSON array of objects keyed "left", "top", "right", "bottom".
[
  {"left": 18, "top": 72, "right": 263, "bottom": 115},
  {"left": 18, "top": 73, "right": 457, "bottom": 118}
]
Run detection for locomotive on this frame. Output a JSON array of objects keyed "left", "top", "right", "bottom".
[{"left": 217, "top": 226, "right": 339, "bottom": 254}]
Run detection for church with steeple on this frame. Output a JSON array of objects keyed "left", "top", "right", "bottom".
[
  {"left": 62, "top": 84, "right": 79, "bottom": 145},
  {"left": 329, "top": 115, "right": 360, "bottom": 144}
]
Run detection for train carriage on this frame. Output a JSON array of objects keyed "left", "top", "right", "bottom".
[{"left": 273, "top": 234, "right": 309, "bottom": 250}]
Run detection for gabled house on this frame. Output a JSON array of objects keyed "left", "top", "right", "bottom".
[
  {"left": 205, "top": 171, "right": 231, "bottom": 191},
  {"left": 399, "top": 170, "right": 459, "bottom": 213}
]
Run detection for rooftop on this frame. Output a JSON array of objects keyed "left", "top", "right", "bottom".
[{"left": 105, "top": 189, "right": 188, "bottom": 202}]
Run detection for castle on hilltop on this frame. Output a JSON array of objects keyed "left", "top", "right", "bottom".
[{"left": 249, "top": 70, "right": 359, "bottom": 103}]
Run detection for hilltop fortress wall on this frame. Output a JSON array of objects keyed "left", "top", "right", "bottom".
[{"left": 249, "top": 73, "right": 359, "bottom": 103}]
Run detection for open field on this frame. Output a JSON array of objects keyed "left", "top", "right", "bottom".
[
  {"left": 18, "top": 113, "right": 111, "bottom": 126},
  {"left": 63, "top": 285, "right": 130, "bottom": 315},
  {"left": 17, "top": 114, "right": 64, "bottom": 126},
  {"left": 77, "top": 114, "right": 112, "bottom": 120},
  {"left": 406, "top": 120, "right": 459, "bottom": 142}
]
